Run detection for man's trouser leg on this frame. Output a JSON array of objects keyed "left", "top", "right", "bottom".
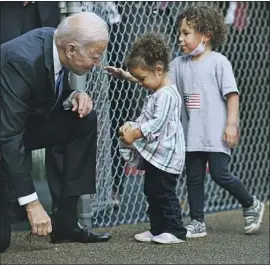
[
  {"left": 0, "top": 161, "right": 11, "bottom": 253},
  {"left": 24, "top": 107, "right": 97, "bottom": 194},
  {"left": 24, "top": 107, "right": 97, "bottom": 233},
  {"left": 45, "top": 145, "right": 93, "bottom": 228},
  {"left": 45, "top": 145, "right": 64, "bottom": 215}
]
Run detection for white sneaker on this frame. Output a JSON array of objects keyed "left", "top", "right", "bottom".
[
  {"left": 151, "top": 233, "right": 186, "bottom": 244},
  {"left": 186, "top": 220, "right": 207, "bottom": 238},
  {"left": 134, "top": 231, "right": 153, "bottom": 242}
]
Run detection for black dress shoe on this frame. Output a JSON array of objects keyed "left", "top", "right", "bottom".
[{"left": 50, "top": 227, "right": 112, "bottom": 243}]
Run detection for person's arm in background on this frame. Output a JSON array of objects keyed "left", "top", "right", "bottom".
[
  {"left": 36, "top": 1, "right": 60, "bottom": 28},
  {"left": 0, "top": 60, "right": 52, "bottom": 236}
]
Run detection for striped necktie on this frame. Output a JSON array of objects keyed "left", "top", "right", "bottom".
[{"left": 53, "top": 68, "right": 65, "bottom": 109}]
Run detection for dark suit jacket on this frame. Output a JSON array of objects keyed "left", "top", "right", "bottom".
[
  {"left": 0, "top": 1, "right": 60, "bottom": 44},
  {"left": 0, "top": 28, "right": 73, "bottom": 198}
]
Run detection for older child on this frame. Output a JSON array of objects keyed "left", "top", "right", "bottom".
[
  {"left": 107, "top": 33, "right": 187, "bottom": 244},
  {"left": 169, "top": 5, "right": 264, "bottom": 238}
]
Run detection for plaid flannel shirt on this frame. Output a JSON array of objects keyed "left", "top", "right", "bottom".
[{"left": 121, "top": 84, "right": 185, "bottom": 175}]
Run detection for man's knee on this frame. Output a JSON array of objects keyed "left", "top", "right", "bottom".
[
  {"left": 76, "top": 110, "right": 97, "bottom": 135},
  {"left": 87, "top": 110, "right": 97, "bottom": 124}
]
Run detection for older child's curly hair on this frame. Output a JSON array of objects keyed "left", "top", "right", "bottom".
[
  {"left": 126, "top": 33, "right": 171, "bottom": 72},
  {"left": 177, "top": 5, "right": 228, "bottom": 49}
]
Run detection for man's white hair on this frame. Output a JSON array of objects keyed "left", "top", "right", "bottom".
[{"left": 54, "top": 12, "right": 109, "bottom": 48}]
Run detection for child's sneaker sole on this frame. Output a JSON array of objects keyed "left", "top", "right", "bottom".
[
  {"left": 134, "top": 231, "right": 153, "bottom": 242},
  {"left": 186, "top": 231, "right": 207, "bottom": 238},
  {"left": 151, "top": 233, "right": 186, "bottom": 244},
  {"left": 152, "top": 238, "right": 186, "bottom": 244}
]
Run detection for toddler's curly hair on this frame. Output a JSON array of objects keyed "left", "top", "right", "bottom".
[
  {"left": 126, "top": 33, "right": 171, "bottom": 72},
  {"left": 177, "top": 5, "right": 228, "bottom": 49}
]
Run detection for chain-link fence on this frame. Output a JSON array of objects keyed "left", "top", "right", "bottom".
[{"left": 32, "top": 1, "right": 269, "bottom": 228}]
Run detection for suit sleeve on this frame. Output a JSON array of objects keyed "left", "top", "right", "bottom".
[{"left": 0, "top": 59, "right": 36, "bottom": 198}]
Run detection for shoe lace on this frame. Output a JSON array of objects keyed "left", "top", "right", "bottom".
[
  {"left": 244, "top": 215, "right": 255, "bottom": 223},
  {"left": 186, "top": 220, "right": 200, "bottom": 230}
]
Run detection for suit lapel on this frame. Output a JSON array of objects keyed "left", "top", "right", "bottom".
[{"left": 44, "top": 32, "right": 56, "bottom": 102}]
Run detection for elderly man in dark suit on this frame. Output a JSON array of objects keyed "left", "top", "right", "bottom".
[
  {"left": 0, "top": 0, "right": 62, "bottom": 225},
  {"left": 0, "top": 12, "right": 111, "bottom": 253}
]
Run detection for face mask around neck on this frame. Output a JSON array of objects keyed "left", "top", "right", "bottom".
[{"left": 188, "top": 38, "right": 205, "bottom": 56}]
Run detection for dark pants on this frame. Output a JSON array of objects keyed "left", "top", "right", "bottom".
[
  {"left": 0, "top": 173, "right": 11, "bottom": 253},
  {"left": 144, "top": 161, "right": 186, "bottom": 240},
  {"left": 185, "top": 152, "right": 254, "bottom": 221},
  {"left": 0, "top": 107, "right": 97, "bottom": 252},
  {"left": 45, "top": 145, "right": 66, "bottom": 211}
]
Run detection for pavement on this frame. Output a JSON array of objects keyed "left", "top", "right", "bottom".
[{"left": 1, "top": 205, "right": 269, "bottom": 264}]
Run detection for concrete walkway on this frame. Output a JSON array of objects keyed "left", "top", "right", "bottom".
[{"left": 1, "top": 206, "right": 269, "bottom": 264}]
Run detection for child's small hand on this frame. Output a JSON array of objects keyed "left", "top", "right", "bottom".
[
  {"left": 103, "top": 66, "right": 127, "bottom": 80},
  {"left": 119, "top": 123, "right": 132, "bottom": 137},
  {"left": 122, "top": 127, "right": 136, "bottom": 145},
  {"left": 104, "top": 66, "right": 139, "bottom": 83},
  {"left": 223, "top": 124, "right": 239, "bottom": 148}
]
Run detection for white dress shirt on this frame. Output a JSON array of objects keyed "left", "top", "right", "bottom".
[{"left": 18, "top": 40, "right": 79, "bottom": 205}]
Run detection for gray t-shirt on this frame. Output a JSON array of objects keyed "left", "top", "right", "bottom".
[{"left": 169, "top": 51, "right": 239, "bottom": 155}]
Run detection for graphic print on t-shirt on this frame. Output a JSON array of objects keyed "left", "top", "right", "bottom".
[{"left": 184, "top": 93, "right": 200, "bottom": 109}]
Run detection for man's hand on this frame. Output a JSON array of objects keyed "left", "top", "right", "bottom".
[
  {"left": 223, "top": 124, "right": 239, "bottom": 148},
  {"left": 23, "top": 1, "right": 35, "bottom": 6},
  {"left": 71, "top": 91, "right": 93, "bottom": 118},
  {"left": 25, "top": 200, "right": 52, "bottom": 236}
]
